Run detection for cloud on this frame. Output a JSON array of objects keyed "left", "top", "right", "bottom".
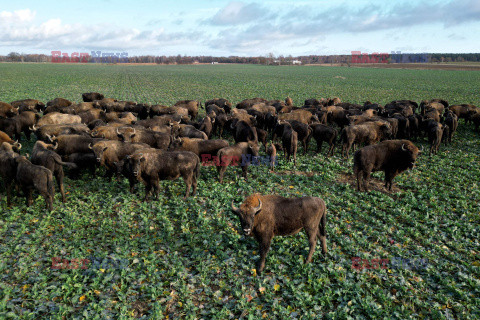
[
  {"left": 209, "top": 1, "right": 269, "bottom": 25},
  {"left": 0, "top": 9, "right": 203, "bottom": 52}
]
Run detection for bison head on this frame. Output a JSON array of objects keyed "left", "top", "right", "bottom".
[
  {"left": 401, "top": 142, "right": 420, "bottom": 169},
  {"left": 231, "top": 196, "right": 262, "bottom": 236}
]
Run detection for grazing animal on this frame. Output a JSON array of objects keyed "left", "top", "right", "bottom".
[
  {"left": 281, "top": 123, "right": 298, "bottom": 166},
  {"left": 15, "top": 156, "right": 55, "bottom": 211},
  {"left": 30, "top": 141, "right": 77, "bottom": 202},
  {"left": 310, "top": 124, "right": 337, "bottom": 156},
  {"left": 353, "top": 139, "right": 420, "bottom": 192},
  {"left": 231, "top": 194, "right": 327, "bottom": 273},
  {"left": 216, "top": 142, "right": 259, "bottom": 183},
  {"left": 129, "top": 149, "right": 200, "bottom": 200},
  {"left": 0, "top": 142, "right": 20, "bottom": 206}
]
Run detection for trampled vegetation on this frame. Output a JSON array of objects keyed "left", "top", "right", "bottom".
[{"left": 0, "top": 63, "right": 479, "bottom": 319}]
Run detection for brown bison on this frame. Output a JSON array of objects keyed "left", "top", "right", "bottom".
[
  {"left": 0, "top": 130, "right": 21, "bottom": 152},
  {"left": 0, "top": 142, "right": 20, "bottom": 206},
  {"left": 129, "top": 149, "right": 200, "bottom": 200},
  {"left": 341, "top": 121, "right": 392, "bottom": 158},
  {"left": 0, "top": 102, "right": 19, "bottom": 118},
  {"left": 82, "top": 92, "right": 105, "bottom": 102},
  {"left": 31, "top": 141, "right": 77, "bottom": 202},
  {"left": 353, "top": 139, "right": 420, "bottom": 192},
  {"left": 15, "top": 156, "right": 55, "bottom": 211},
  {"left": 216, "top": 142, "right": 259, "bottom": 183},
  {"left": 231, "top": 194, "right": 327, "bottom": 273}
]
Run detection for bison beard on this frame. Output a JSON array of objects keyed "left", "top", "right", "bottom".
[
  {"left": 232, "top": 194, "right": 327, "bottom": 274},
  {"left": 353, "top": 139, "right": 420, "bottom": 192}
]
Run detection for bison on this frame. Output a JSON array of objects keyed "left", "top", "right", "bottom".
[
  {"left": 310, "top": 124, "right": 337, "bottom": 156},
  {"left": 82, "top": 92, "right": 105, "bottom": 102},
  {"left": 15, "top": 156, "right": 55, "bottom": 211},
  {"left": 31, "top": 141, "right": 77, "bottom": 202},
  {"left": 216, "top": 142, "right": 259, "bottom": 183},
  {"left": 0, "top": 142, "right": 20, "bottom": 206},
  {"left": 129, "top": 149, "right": 200, "bottom": 200},
  {"left": 353, "top": 139, "right": 420, "bottom": 192},
  {"left": 231, "top": 194, "right": 327, "bottom": 273}
]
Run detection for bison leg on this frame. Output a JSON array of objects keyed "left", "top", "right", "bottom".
[
  {"left": 385, "top": 171, "right": 394, "bottom": 191},
  {"left": 25, "top": 188, "right": 33, "bottom": 207},
  {"left": 241, "top": 165, "right": 248, "bottom": 181},
  {"left": 363, "top": 171, "right": 371, "bottom": 192},
  {"left": 316, "top": 140, "right": 322, "bottom": 153},
  {"left": 327, "top": 143, "right": 335, "bottom": 157},
  {"left": 305, "top": 227, "right": 318, "bottom": 264},
  {"left": 217, "top": 165, "right": 226, "bottom": 183},
  {"left": 318, "top": 211, "right": 327, "bottom": 255},
  {"left": 143, "top": 183, "right": 152, "bottom": 201},
  {"left": 256, "top": 236, "right": 272, "bottom": 274},
  {"left": 55, "top": 170, "right": 66, "bottom": 203},
  {"left": 302, "top": 140, "right": 307, "bottom": 155},
  {"left": 183, "top": 175, "right": 192, "bottom": 199},
  {"left": 6, "top": 181, "right": 13, "bottom": 207},
  {"left": 355, "top": 169, "right": 363, "bottom": 191}
]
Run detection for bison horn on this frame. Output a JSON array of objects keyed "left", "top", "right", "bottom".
[
  {"left": 116, "top": 127, "right": 120, "bottom": 135},
  {"left": 88, "top": 143, "right": 93, "bottom": 150},
  {"left": 401, "top": 144, "right": 407, "bottom": 151},
  {"left": 231, "top": 200, "right": 240, "bottom": 214},
  {"left": 53, "top": 142, "right": 58, "bottom": 150},
  {"left": 253, "top": 199, "right": 262, "bottom": 214},
  {"left": 132, "top": 128, "right": 136, "bottom": 134},
  {"left": 16, "top": 142, "right": 22, "bottom": 150},
  {"left": 46, "top": 134, "right": 53, "bottom": 142},
  {"left": 32, "top": 124, "right": 37, "bottom": 131}
]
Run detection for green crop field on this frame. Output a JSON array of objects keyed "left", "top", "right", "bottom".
[{"left": 0, "top": 63, "right": 479, "bottom": 319}]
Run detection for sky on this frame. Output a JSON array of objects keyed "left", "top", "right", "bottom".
[{"left": 0, "top": 0, "right": 479, "bottom": 57}]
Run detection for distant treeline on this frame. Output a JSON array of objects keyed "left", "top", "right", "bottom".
[{"left": 2, "top": 52, "right": 480, "bottom": 64}]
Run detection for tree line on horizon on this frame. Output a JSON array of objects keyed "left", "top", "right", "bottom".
[{"left": 2, "top": 52, "right": 480, "bottom": 64}]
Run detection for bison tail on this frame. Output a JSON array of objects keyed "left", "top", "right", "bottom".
[{"left": 53, "top": 156, "right": 78, "bottom": 169}]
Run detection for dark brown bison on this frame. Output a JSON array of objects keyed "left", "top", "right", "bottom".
[
  {"left": 282, "top": 122, "right": 298, "bottom": 165},
  {"left": 285, "top": 120, "right": 312, "bottom": 154},
  {"left": 310, "top": 124, "right": 337, "bottom": 156},
  {"left": 31, "top": 141, "right": 77, "bottom": 202},
  {"left": 15, "top": 156, "right": 55, "bottom": 211},
  {"left": 129, "top": 149, "right": 200, "bottom": 200},
  {"left": 205, "top": 98, "right": 232, "bottom": 114},
  {"left": 13, "top": 111, "right": 40, "bottom": 140},
  {"left": 443, "top": 110, "right": 458, "bottom": 143},
  {"left": 0, "top": 142, "right": 20, "bottom": 206},
  {"left": 353, "top": 139, "right": 420, "bottom": 192},
  {"left": 231, "top": 194, "right": 327, "bottom": 273},
  {"left": 82, "top": 92, "right": 105, "bottom": 102},
  {"left": 10, "top": 99, "right": 45, "bottom": 113}
]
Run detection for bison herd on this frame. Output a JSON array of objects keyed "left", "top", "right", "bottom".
[{"left": 1, "top": 93, "right": 479, "bottom": 271}]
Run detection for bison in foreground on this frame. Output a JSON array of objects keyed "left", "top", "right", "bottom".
[
  {"left": 353, "top": 140, "right": 420, "bottom": 192},
  {"left": 15, "top": 156, "right": 55, "bottom": 210},
  {"left": 231, "top": 194, "right": 327, "bottom": 273}
]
